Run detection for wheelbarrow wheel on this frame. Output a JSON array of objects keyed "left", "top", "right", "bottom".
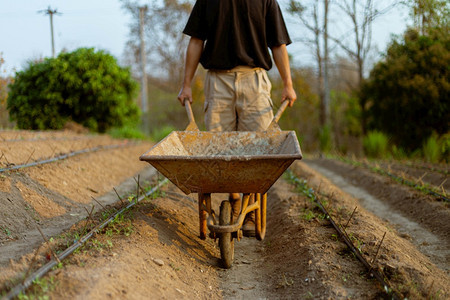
[{"left": 219, "top": 200, "right": 234, "bottom": 269}]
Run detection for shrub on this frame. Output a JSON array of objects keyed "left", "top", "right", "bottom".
[
  {"left": 439, "top": 133, "right": 450, "bottom": 162},
  {"left": 391, "top": 145, "right": 407, "bottom": 160},
  {"left": 423, "top": 134, "right": 441, "bottom": 163},
  {"left": 108, "top": 125, "right": 147, "bottom": 140},
  {"left": 363, "top": 131, "right": 389, "bottom": 158},
  {"left": 7, "top": 48, "right": 140, "bottom": 132},
  {"left": 361, "top": 28, "right": 449, "bottom": 151},
  {"left": 319, "top": 125, "right": 332, "bottom": 154}
]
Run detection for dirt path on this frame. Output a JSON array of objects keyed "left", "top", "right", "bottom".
[{"left": 218, "top": 235, "right": 266, "bottom": 298}]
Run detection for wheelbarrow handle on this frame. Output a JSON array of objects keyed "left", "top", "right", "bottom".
[
  {"left": 266, "top": 99, "right": 290, "bottom": 132},
  {"left": 184, "top": 99, "right": 199, "bottom": 131},
  {"left": 273, "top": 100, "right": 289, "bottom": 124},
  {"left": 184, "top": 99, "right": 195, "bottom": 122}
]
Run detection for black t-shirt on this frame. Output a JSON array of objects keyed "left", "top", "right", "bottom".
[{"left": 183, "top": 0, "right": 292, "bottom": 70}]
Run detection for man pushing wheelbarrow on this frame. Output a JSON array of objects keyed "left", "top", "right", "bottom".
[
  {"left": 178, "top": 0, "right": 297, "bottom": 237},
  {"left": 141, "top": 0, "right": 301, "bottom": 269}
]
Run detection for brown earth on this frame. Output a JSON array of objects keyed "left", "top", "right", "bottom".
[
  {"left": 304, "top": 158, "right": 450, "bottom": 266},
  {"left": 0, "top": 130, "right": 449, "bottom": 299},
  {"left": 0, "top": 130, "right": 153, "bottom": 265}
]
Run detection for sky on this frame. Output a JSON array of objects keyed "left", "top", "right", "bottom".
[
  {"left": 0, "top": 0, "right": 411, "bottom": 76},
  {"left": 0, "top": 0, "right": 133, "bottom": 74}
]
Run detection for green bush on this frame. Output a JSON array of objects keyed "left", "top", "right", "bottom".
[
  {"left": 363, "top": 131, "right": 389, "bottom": 158},
  {"left": 319, "top": 125, "right": 332, "bottom": 153},
  {"left": 108, "top": 124, "right": 147, "bottom": 140},
  {"left": 440, "top": 134, "right": 450, "bottom": 162},
  {"left": 7, "top": 48, "right": 140, "bottom": 132},
  {"left": 391, "top": 145, "right": 407, "bottom": 160},
  {"left": 361, "top": 28, "right": 449, "bottom": 151},
  {"left": 423, "top": 134, "right": 441, "bottom": 163}
]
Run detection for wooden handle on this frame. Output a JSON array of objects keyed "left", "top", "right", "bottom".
[
  {"left": 273, "top": 100, "right": 289, "bottom": 124},
  {"left": 265, "top": 100, "right": 290, "bottom": 132},
  {"left": 184, "top": 99, "right": 199, "bottom": 131},
  {"left": 184, "top": 99, "right": 195, "bottom": 123}
]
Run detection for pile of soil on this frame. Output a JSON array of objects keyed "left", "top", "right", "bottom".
[{"left": 1, "top": 130, "right": 449, "bottom": 299}]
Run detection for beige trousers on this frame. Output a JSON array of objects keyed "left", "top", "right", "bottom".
[{"left": 204, "top": 66, "right": 274, "bottom": 132}]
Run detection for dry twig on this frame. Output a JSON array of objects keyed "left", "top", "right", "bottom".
[{"left": 36, "top": 226, "right": 61, "bottom": 264}]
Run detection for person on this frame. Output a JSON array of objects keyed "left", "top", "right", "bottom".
[{"left": 178, "top": 0, "right": 297, "bottom": 237}]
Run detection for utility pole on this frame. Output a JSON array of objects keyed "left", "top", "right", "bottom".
[
  {"left": 139, "top": 6, "right": 148, "bottom": 130},
  {"left": 39, "top": 6, "right": 61, "bottom": 58}
]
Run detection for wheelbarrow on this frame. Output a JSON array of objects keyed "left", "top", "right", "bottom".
[{"left": 139, "top": 100, "right": 302, "bottom": 268}]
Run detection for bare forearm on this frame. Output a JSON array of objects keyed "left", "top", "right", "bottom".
[
  {"left": 271, "top": 44, "right": 297, "bottom": 106},
  {"left": 272, "top": 44, "right": 292, "bottom": 87},
  {"left": 182, "top": 37, "right": 204, "bottom": 88},
  {"left": 178, "top": 37, "right": 204, "bottom": 104}
]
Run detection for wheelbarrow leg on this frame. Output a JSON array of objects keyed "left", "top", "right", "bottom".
[
  {"left": 219, "top": 200, "right": 234, "bottom": 268},
  {"left": 255, "top": 193, "right": 267, "bottom": 240},
  {"left": 198, "top": 193, "right": 208, "bottom": 240}
]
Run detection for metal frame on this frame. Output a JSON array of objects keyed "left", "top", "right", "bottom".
[{"left": 197, "top": 193, "right": 266, "bottom": 240}]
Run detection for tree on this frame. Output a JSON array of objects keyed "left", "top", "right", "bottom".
[
  {"left": 288, "top": 0, "right": 397, "bottom": 138},
  {"left": 0, "top": 54, "right": 14, "bottom": 128},
  {"left": 361, "top": 28, "right": 449, "bottom": 150},
  {"left": 402, "top": 0, "right": 449, "bottom": 35},
  {"left": 7, "top": 48, "right": 140, "bottom": 132},
  {"left": 121, "top": 0, "right": 212, "bottom": 133},
  {"left": 330, "top": 0, "right": 398, "bottom": 133},
  {"left": 288, "top": 0, "right": 330, "bottom": 130},
  {"left": 121, "top": 0, "right": 193, "bottom": 92},
  {"left": 0, "top": 54, "right": 6, "bottom": 104}
]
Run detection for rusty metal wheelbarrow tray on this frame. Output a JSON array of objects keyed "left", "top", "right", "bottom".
[
  {"left": 140, "top": 130, "right": 302, "bottom": 194},
  {"left": 139, "top": 101, "right": 302, "bottom": 195}
]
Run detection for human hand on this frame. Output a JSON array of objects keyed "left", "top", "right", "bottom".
[
  {"left": 177, "top": 86, "right": 193, "bottom": 106},
  {"left": 282, "top": 85, "right": 297, "bottom": 107}
]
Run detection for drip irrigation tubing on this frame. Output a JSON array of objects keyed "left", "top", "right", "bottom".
[
  {"left": 366, "top": 163, "right": 449, "bottom": 202},
  {"left": 287, "top": 171, "right": 403, "bottom": 299},
  {"left": 0, "top": 132, "right": 68, "bottom": 143},
  {"left": 1, "top": 135, "right": 97, "bottom": 143},
  {"left": 0, "top": 142, "right": 139, "bottom": 173},
  {"left": 314, "top": 199, "right": 403, "bottom": 300},
  {"left": 391, "top": 160, "right": 449, "bottom": 175},
  {"left": 2, "top": 178, "right": 169, "bottom": 300},
  {"left": 360, "top": 157, "right": 449, "bottom": 175},
  {"left": 338, "top": 157, "right": 449, "bottom": 202}
]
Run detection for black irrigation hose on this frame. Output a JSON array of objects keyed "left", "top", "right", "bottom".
[
  {"left": 0, "top": 142, "right": 138, "bottom": 173},
  {"left": 286, "top": 172, "right": 402, "bottom": 299},
  {"left": 314, "top": 199, "right": 403, "bottom": 300},
  {"left": 366, "top": 163, "right": 449, "bottom": 203},
  {"left": 2, "top": 178, "right": 168, "bottom": 300},
  {"left": 1, "top": 135, "right": 97, "bottom": 143},
  {"left": 392, "top": 160, "right": 449, "bottom": 176},
  {"left": 337, "top": 157, "right": 449, "bottom": 203},
  {"left": 382, "top": 169, "right": 449, "bottom": 202}
]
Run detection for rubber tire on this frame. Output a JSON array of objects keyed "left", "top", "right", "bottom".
[{"left": 219, "top": 200, "right": 234, "bottom": 269}]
